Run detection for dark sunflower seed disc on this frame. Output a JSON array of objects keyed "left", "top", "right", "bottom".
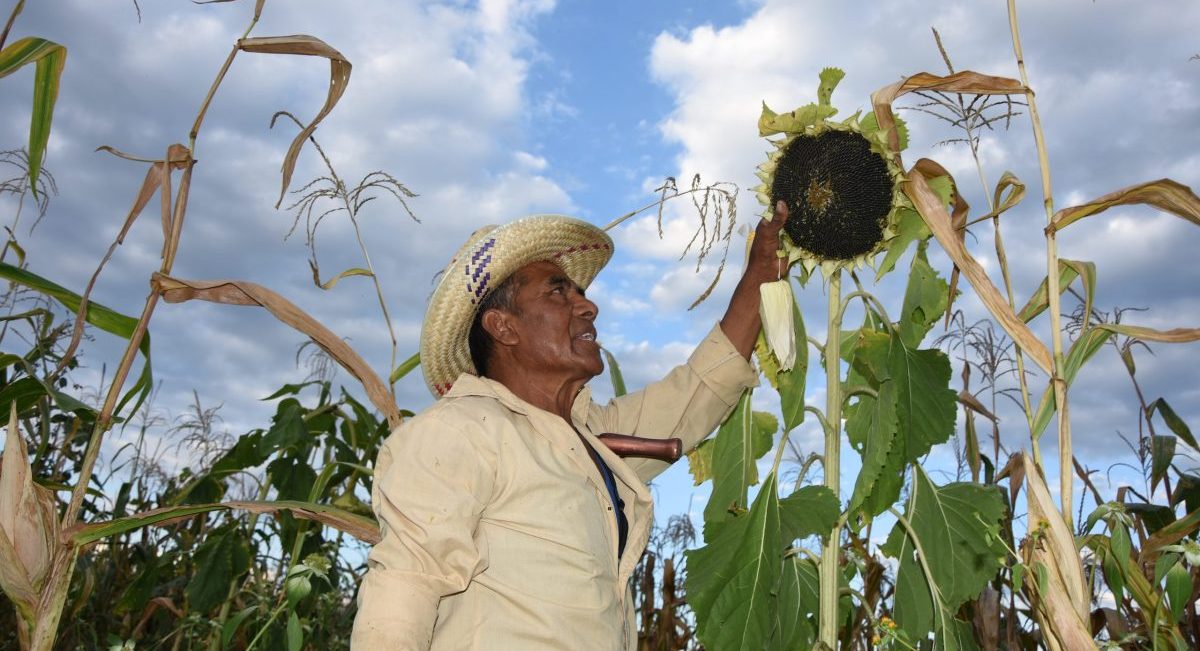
[{"left": 770, "top": 130, "right": 893, "bottom": 261}]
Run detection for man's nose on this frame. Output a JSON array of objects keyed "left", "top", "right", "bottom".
[{"left": 574, "top": 292, "right": 598, "bottom": 320}]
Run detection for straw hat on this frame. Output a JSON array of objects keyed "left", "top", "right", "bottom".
[{"left": 420, "top": 215, "right": 614, "bottom": 397}]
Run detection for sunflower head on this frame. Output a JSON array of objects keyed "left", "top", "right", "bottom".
[{"left": 755, "top": 68, "right": 912, "bottom": 277}]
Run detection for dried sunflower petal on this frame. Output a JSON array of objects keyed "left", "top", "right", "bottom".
[{"left": 759, "top": 279, "right": 796, "bottom": 371}]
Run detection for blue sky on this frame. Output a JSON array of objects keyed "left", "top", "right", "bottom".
[{"left": 2, "top": 0, "right": 1198, "bottom": 532}]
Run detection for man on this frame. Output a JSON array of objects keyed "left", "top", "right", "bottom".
[{"left": 351, "top": 202, "right": 789, "bottom": 649}]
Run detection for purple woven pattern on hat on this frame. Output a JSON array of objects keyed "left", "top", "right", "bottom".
[{"left": 465, "top": 238, "right": 496, "bottom": 304}]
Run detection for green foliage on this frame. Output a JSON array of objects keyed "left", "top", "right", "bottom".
[
  {"left": 882, "top": 467, "right": 1008, "bottom": 648},
  {"left": 698, "top": 392, "right": 776, "bottom": 537}
]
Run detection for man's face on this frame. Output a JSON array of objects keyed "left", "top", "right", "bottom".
[{"left": 503, "top": 260, "right": 603, "bottom": 381}]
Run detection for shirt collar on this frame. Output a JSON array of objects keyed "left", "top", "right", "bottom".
[{"left": 444, "top": 373, "right": 593, "bottom": 423}]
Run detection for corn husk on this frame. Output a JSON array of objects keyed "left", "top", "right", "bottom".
[
  {"left": 0, "top": 403, "right": 60, "bottom": 623},
  {"left": 759, "top": 279, "right": 796, "bottom": 371}
]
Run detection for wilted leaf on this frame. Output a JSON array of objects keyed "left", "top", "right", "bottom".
[
  {"left": 687, "top": 473, "right": 783, "bottom": 651},
  {"left": 1019, "top": 453, "right": 1095, "bottom": 651},
  {"left": 237, "top": 35, "right": 352, "bottom": 208},
  {"left": 1095, "top": 322, "right": 1200, "bottom": 344},
  {"left": 906, "top": 166, "right": 1053, "bottom": 374},
  {"left": 881, "top": 466, "right": 1007, "bottom": 648},
  {"left": 871, "top": 71, "right": 1025, "bottom": 153},
  {"left": 0, "top": 36, "right": 67, "bottom": 191},
  {"left": 1050, "top": 178, "right": 1200, "bottom": 233},
  {"left": 66, "top": 499, "right": 381, "bottom": 545},
  {"left": 151, "top": 274, "right": 399, "bottom": 428}
]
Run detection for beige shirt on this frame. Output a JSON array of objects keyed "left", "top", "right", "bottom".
[{"left": 351, "top": 324, "right": 758, "bottom": 650}]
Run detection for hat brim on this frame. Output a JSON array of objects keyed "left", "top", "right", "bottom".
[{"left": 420, "top": 215, "right": 614, "bottom": 397}]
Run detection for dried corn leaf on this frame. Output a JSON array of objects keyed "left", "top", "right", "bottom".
[
  {"left": 906, "top": 166, "right": 1053, "bottom": 373},
  {"left": 1050, "top": 178, "right": 1200, "bottom": 233},
  {"left": 909, "top": 159, "right": 970, "bottom": 326},
  {"left": 237, "top": 36, "right": 351, "bottom": 208},
  {"left": 66, "top": 499, "right": 381, "bottom": 546},
  {"left": 195, "top": 0, "right": 266, "bottom": 20},
  {"left": 151, "top": 274, "right": 399, "bottom": 428},
  {"left": 1096, "top": 323, "right": 1200, "bottom": 344},
  {"left": 1020, "top": 453, "right": 1095, "bottom": 651},
  {"left": 59, "top": 144, "right": 191, "bottom": 376},
  {"left": 978, "top": 171, "right": 1026, "bottom": 223},
  {"left": 871, "top": 71, "right": 1025, "bottom": 152}
]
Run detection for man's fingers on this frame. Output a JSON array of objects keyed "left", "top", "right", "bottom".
[{"left": 774, "top": 199, "right": 788, "bottom": 224}]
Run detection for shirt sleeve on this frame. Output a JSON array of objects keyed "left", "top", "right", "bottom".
[
  {"left": 589, "top": 322, "right": 760, "bottom": 482},
  {"left": 351, "top": 410, "right": 496, "bottom": 649}
]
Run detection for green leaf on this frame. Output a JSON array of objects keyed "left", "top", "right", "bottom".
[
  {"left": 882, "top": 466, "right": 1007, "bottom": 647},
  {"left": 0, "top": 36, "right": 66, "bottom": 191},
  {"left": 860, "top": 110, "right": 910, "bottom": 154},
  {"left": 186, "top": 529, "right": 246, "bottom": 612},
  {"left": 703, "top": 391, "right": 773, "bottom": 538},
  {"left": 779, "top": 485, "right": 838, "bottom": 544},
  {"left": 875, "top": 207, "right": 929, "bottom": 281},
  {"left": 115, "top": 554, "right": 161, "bottom": 615},
  {"left": 687, "top": 473, "right": 783, "bottom": 651},
  {"left": 1149, "top": 398, "right": 1199, "bottom": 453},
  {"left": 1164, "top": 561, "right": 1191, "bottom": 622},
  {"left": 1124, "top": 502, "right": 1176, "bottom": 535},
  {"left": 770, "top": 557, "right": 819, "bottom": 651},
  {"left": 889, "top": 333, "right": 958, "bottom": 462},
  {"left": 222, "top": 606, "right": 257, "bottom": 648},
  {"left": 897, "top": 244, "right": 949, "bottom": 348},
  {"left": 1017, "top": 259, "right": 1094, "bottom": 324},
  {"left": 1101, "top": 547, "right": 1125, "bottom": 606},
  {"left": 1150, "top": 435, "right": 1177, "bottom": 493},
  {"left": 287, "top": 612, "right": 303, "bottom": 651},
  {"left": 602, "top": 348, "right": 626, "bottom": 397},
  {"left": 1172, "top": 474, "right": 1200, "bottom": 515},
  {"left": 259, "top": 399, "right": 307, "bottom": 455},
  {"left": 269, "top": 456, "right": 318, "bottom": 501},
  {"left": 389, "top": 351, "right": 421, "bottom": 384},
  {"left": 0, "top": 262, "right": 152, "bottom": 418},
  {"left": 847, "top": 377, "right": 901, "bottom": 517},
  {"left": 1031, "top": 327, "right": 1115, "bottom": 439}
]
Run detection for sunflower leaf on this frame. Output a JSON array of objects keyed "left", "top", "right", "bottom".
[
  {"left": 702, "top": 392, "right": 774, "bottom": 539},
  {"left": 897, "top": 244, "right": 949, "bottom": 348}
]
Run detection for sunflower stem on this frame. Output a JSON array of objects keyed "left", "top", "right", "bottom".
[
  {"left": 1007, "top": 0, "right": 1071, "bottom": 528},
  {"left": 818, "top": 270, "right": 843, "bottom": 647}
]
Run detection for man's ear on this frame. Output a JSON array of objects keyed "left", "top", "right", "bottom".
[{"left": 481, "top": 308, "right": 519, "bottom": 347}]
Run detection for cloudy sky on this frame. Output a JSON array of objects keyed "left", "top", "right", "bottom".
[{"left": 2, "top": 0, "right": 1197, "bottom": 523}]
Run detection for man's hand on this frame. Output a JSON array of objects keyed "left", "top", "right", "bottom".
[{"left": 719, "top": 201, "right": 790, "bottom": 359}]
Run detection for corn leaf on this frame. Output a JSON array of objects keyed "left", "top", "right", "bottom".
[
  {"left": 65, "top": 499, "right": 381, "bottom": 546},
  {"left": 907, "top": 166, "right": 1053, "bottom": 374},
  {"left": 1017, "top": 259, "right": 1094, "bottom": 325},
  {"left": 1150, "top": 435, "right": 1176, "bottom": 494},
  {"left": 237, "top": 36, "right": 351, "bottom": 208},
  {"left": 602, "top": 348, "right": 625, "bottom": 398},
  {"left": 881, "top": 466, "right": 1007, "bottom": 648},
  {"left": 1051, "top": 178, "right": 1200, "bottom": 232},
  {"left": 1030, "top": 327, "right": 1114, "bottom": 439},
  {"left": 871, "top": 71, "right": 1025, "bottom": 152},
  {"left": 151, "top": 274, "right": 399, "bottom": 429},
  {"left": 686, "top": 473, "right": 783, "bottom": 651},
  {"left": 0, "top": 262, "right": 153, "bottom": 418},
  {"left": 1095, "top": 322, "right": 1200, "bottom": 344},
  {"left": 389, "top": 351, "right": 421, "bottom": 385},
  {"left": 1020, "top": 454, "right": 1095, "bottom": 651},
  {"left": 0, "top": 36, "right": 66, "bottom": 192},
  {"left": 312, "top": 264, "right": 372, "bottom": 290},
  {"left": 1147, "top": 398, "right": 1199, "bottom": 453}
]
